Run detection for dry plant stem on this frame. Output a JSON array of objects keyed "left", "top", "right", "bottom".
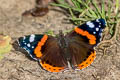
[
  {"left": 97, "top": 20, "right": 119, "bottom": 57},
  {"left": 98, "top": 20, "right": 119, "bottom": 48},
  {"left": 79, "top": 9, "right": 88, "bottom": 18}
]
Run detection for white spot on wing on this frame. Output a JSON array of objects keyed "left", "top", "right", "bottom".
[
  {"left": 96, "top": 19, "right": 100, "bottom": 22},
  {"left": 96, "top": 28, "right": 99, "bottom": 31},
  {"left": 27, "top": 44, "right": 31, "bottom": 47},
  {"left": 29, "top": 34, "right": 35, "bottom": 42},
  {"left": 32, "top": 46, "right": 34, "bottom": 48},
  {"left": 86, "top": 21, "right": 95, "bottom": 28},
  {"left": 23, "top": 36, "right": 26, "bottom": 40},
  {"left": 93, "top": 32, "right": 96, "bottom": 34}
]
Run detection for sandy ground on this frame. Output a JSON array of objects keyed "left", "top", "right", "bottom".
[{"left": 0, "top": 0, "right": 120, "bottom": 80}]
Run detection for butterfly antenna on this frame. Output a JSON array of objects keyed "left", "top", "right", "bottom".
[{"left": 59, "top": 30, "right": 64, "bottom": 36}]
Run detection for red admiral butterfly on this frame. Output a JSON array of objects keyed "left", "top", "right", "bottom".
[{"left": 18, "top": 19, "right": 106, "bottom": 72}]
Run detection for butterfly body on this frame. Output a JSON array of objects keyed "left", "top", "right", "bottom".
[{"left": 18, "top": 19, "right": 106, "bottom": 72}]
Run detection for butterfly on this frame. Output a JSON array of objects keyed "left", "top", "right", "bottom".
[{"left": 18, "top": 19, "right": 106, "bottom": 72}]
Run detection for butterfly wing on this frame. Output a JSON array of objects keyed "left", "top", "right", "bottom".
[
  {"left": 66, "top": 19, "right": 106, "bottom": 70},
  {"left": 18, "top": 34, "right": 67, "bottom": 72},
  {"left": 66, "top": 33, "right": 96, "bottom": 70},
  {"left": 39, "top": 36, "right": 67, "bottom": 72},
  {"left": 74, "top": 18, "right": 106, "bottom": 46},
  {"left": 18, "top": 34, "right": 46, "bottom": 60}
]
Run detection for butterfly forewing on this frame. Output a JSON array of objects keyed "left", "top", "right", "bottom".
[
  {"left": 38, "top": 36, "right": 68, "bottom": 72},
  {"left": 18, "top": 34, "right": 45, "bottom": 60},
  {"left": 74, "top": 19, "right": 106, "bottom": 46}
]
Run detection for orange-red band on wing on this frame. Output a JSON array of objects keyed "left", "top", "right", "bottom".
[
  {"left": 40, "top": 61, "right": 64, "bottom": 72},
  {"left": 34, "top": 35, "right": 48, "bottom": 58},
  {"left": 78, "top": 51, "right": 96, "bottom": 69},
  {"left": 75, "top": 27, "right": 96, "bottom": 45}
]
